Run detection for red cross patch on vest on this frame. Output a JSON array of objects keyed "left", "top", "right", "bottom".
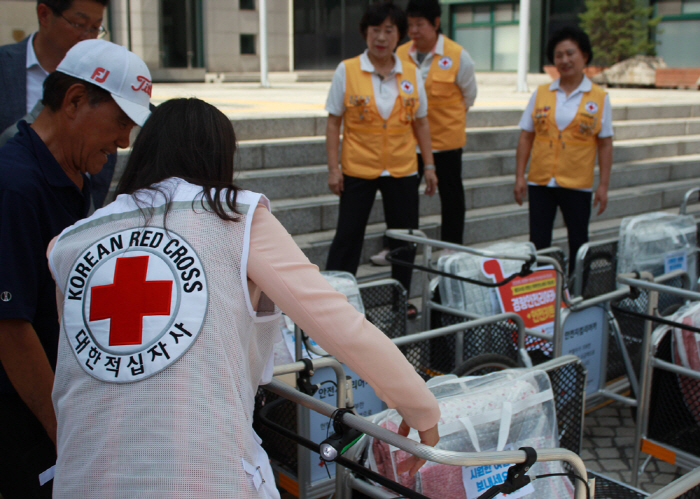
[{"left": 62, "top": 228, "right": 208, "bottom": 382}]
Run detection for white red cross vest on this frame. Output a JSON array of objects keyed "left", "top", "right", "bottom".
[{"left": 49, "top": 178, "right": 282, "bottom": 499}]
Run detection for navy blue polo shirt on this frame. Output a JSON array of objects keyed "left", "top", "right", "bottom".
[{"left": 0, "top": 120, "right": 91, "bottom": 394}]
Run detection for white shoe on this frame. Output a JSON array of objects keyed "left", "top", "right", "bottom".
[{"left": 370, "top": 248, "right": 391, "bottom": 266}]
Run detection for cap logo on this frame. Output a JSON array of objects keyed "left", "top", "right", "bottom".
[
  {"left": 62, "top": 228, "right": 208, "bottom": 383},
  {"left": 91, "top": 67, "right": 110, "bottom": 83},
  {"left": 132, "top": 76, "right": 152, "bottom": 97}
]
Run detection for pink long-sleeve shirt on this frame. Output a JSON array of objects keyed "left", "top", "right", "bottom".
[{"left": 247, "top": 205, "right": 440, "bottom": 431}]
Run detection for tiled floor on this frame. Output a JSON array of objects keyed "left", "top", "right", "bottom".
[{"left": 582, "top": 403, "right": 685, "bottom": 494}]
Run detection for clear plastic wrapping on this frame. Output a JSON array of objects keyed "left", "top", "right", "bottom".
[
  {"left": 437, "top": 242, "right": 536, "bottom": 316},
  {"left": 617, "top": 212, "right": 697, "bottom": 285},
  {"left": 367, "top": 370, "right": 574, "bottom": 499}
]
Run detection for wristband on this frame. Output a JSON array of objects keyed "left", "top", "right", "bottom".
[{"left": 424, "top": 164, "right": 435, "bottom": 171}]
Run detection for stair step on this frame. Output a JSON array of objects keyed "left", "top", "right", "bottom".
[
  {"left": 226, "top": 103, "right": 700, "bottom": 142},
  {"left": 292, "top": 177, "right": 700, "bottom": 267},
  {"left": 258, "top": 154, "right": 700, "bottom": 236}
]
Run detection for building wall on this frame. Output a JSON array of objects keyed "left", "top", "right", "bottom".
[
  {"left": 204, "top": 0, "right": 289, "bottom": 72},
  {"left": 109, "top": 0, "right": 160, "bottom": 69},
  {"left": 0, "top": 0, "right": 38, "bottom": 46}
]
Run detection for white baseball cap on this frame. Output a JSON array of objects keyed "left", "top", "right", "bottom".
[{"left": 57, "top": 39, "right": 152, "bottom": 126}]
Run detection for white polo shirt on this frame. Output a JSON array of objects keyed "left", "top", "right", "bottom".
[
  {"left": 519, "top": 76, "right": 613, "bottom": 137},
  {"left": 325, "top": 50, "right": 428, "bottom": 120},
  {"left": 519, "top": 76, "right": 613, "bottom": 190},
  {"left": 325, "top": 50, "right": 428, "bottom": 176}
]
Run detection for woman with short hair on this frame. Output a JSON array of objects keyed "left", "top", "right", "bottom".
[
  {"left": 324, "top": 1, "right": 437, "bottom": 314},
  {"left": 513, "top": 26, "right": 613, "bottom": 272}
]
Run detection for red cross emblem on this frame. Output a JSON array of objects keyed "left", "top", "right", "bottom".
[
  {"left": 438, "top": 56, "right": 452, "bottom": 70},
  {"left": 585, "top": 101, "right": 598, "bottom": 114},
  {"left": 90, "top": 256, "right": 173, "bottom": 346},
  {"left": 400, "top": 80, "right": 414, "bottom": 94}
]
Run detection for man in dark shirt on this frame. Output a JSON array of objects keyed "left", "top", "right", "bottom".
[
  {"left": 0, "top": 0, "right": 114, "bottom": 207},
  {"left": 0, "top": 39, "right": 151, "bottom": 499}
]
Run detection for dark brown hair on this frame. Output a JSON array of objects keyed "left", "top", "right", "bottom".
[
  {"left": 360, "top": 1, "right": 408, "bottom": 40},
  {"left": 116, "top": 98, "right": 242, "bottom": 223}
]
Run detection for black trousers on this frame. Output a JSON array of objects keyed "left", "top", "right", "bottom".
[
  {"left": 326, "top": 174, "right": 419, "bottom": 293},
  {"left": 0, "top": 393, "right": 56, "bottom": 499},
  {"left": 418, "top": 148, "right": 465, "bottom": 244},
  {"left": 528, "top": 184, "right": 592, "bottom": 272}
]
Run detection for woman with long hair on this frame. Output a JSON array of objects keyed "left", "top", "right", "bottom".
[{"left": 48, "top": 98, "right": 439, "bottom": 498}]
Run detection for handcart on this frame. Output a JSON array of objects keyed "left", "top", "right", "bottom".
[
  {"left": 381, "top": 230, "right": 698, "bottom": 412},
  {"left": 612, "top": 273, "right": 700, "bottom": 487},
  {"left": 257, "top": 355, "right": 591, "bottom": 499},
  {"left": 256, "top": 353, "right": 700, "bottom": 498}
]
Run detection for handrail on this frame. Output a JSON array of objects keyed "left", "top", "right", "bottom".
[{"left": 264, "top": 377, "right": 589, "bottom": 499}]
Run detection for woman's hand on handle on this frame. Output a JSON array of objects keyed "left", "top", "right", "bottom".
[{"left": 395, "top": 419, "right": 440, "bottom": 477}]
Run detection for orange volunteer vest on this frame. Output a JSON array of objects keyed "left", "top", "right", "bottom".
[
  {"left": 340, "top": 56, "right": 419, "bottom": 179},
  {"left": 528, "top": 83, "right": 607, "bottom": 189},
  {"left": 397, "top": 36, "right": 466, "bottom": 151}
]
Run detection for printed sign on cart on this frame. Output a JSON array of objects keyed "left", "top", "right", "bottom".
[
  {"left": 481, "top": 259, "right": 562, "bottom": 341},
  {"left": 665, "top": 250, "right": 688, "bottom": 274},
  {"left": 462, "top": 445, "right": 535, "bottom": 498},
  {"left": 61, "top": 228, "right": 208, "bottom": 382},
  {"left": 561, "top": 306, "right": 605, "bottom": 396},
  {"left": 308, "top": 365, "right": 385, "bottom": 483}
]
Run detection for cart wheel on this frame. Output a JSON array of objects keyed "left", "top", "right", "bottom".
[{"left": 451, "top": 354, "right": 518, "bottom": 377}]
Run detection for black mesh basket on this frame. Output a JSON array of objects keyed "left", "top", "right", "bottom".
[
  {"left": 359, "top": 280, "right": 406, "bottom": 339},
  {"left": 579, "top": 240, "right": 619, "bottom": 299},
  {"left": 647, "top": 330, "right": 700, "bottom": 459},
  {"left": 253, "top": 387, "right": 298, "bottom": 473},
  {"left": 587, "top": 470, "right": 648, "bottom": 498}
]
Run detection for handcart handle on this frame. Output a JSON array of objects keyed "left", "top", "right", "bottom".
[
  {"left": 617, "top": 271, "right": 698, "bottom": 300},
  {"left": 264, "top": 378, "right": 589, "bottom": 499},
  {"left": 679, "top": 187, "right": 700, "bottom": 215},
  {"left": 647, "top": 465, "right": 700, "bottom": 499}
]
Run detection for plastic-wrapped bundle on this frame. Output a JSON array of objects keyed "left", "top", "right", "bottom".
[
  {"left": 617, "top": 212, "right": 697, "bottom": 286},
  {"left": 438, "top": 242, "right": 536, "bottom": 316},
  {"left": 670, "top": 302, "right": 700, "bottom": 424},
  {"left": 368, "top": 370, "right": 574, "bottom": 499},
  {"left": 321, "top": 270, "right": 364, "bottom": 314}
]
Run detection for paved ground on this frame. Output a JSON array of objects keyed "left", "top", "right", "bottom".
[
  {"left": 150, "top": 71, "right": 700, "bottom": 121},
  {"left": 583, "top": 402, "right": 685, "bottom": 495}
]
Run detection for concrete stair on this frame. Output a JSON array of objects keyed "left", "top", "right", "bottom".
[{"left": 113, "top": 103, "right": 700, "bottom": 292}]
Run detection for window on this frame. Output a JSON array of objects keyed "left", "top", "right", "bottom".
[
  {"left": 240, "top": 0, "right": 255, "bottom": 10},
  {"left": 240, "top": 34, "right": 256, "bottom": 54},
  {"left": 452, "top": 2, "right": 519, "bottom": 71}
]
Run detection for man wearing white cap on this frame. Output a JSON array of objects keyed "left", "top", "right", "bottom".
[{"left": 0, "top": 39, "right": 151, "bottom": 498}]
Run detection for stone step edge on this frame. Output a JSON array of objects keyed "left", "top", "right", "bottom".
[
  {"left": 236, "top": 121, "right": 700, "bottom": 146},
  {"left": 352, "top": 206, "right": 700, "bottom": 287},
  {"left": 292, "top": 177, "right": 700, "bottom": 247},
  {"left": 237, "top": 149, "right": 700, "bottom": 181}
]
